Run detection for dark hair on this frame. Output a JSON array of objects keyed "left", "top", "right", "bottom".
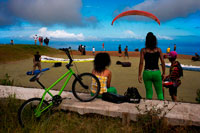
[
  {"left": 94, "top": 53, "right": 111, "bottom": 73},
  {"left": 145, "top": 32, "right": 157, "bottom": 50},
  {"left": 169, "top": 57, "right": 176, "bottom": 62}
]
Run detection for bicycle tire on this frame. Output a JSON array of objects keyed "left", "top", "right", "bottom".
[
  {"left": 72, "top": 73, "right": 100, "bottom": 102},
  {"left": 18, "top": 98, "right": 50, "bottom": 128}
]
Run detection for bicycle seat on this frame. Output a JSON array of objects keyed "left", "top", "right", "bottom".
[{"left": 30, "top": 72, "right": 43, "bottom": 82}]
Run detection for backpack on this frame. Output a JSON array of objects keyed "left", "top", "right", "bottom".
[
  {"left": 121, "top": 62, "right": 131, "bottom": 67},
  {"left": 124, "top": 87, "right": 142, "bottom": 103},
  {"left": 54, "top": 62, "right": 62, "bottom": 67},
  {"left": 102, "top": 92, "right": 127, "bottom": 104},
  {"left": 176, "top": 61, "right": 183, "bottom": 77},
  {"left": 116, "top": 61, "right": 122, "bottom": 65}
]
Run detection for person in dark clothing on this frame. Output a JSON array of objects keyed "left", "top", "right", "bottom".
[
  {"left": 82, "top": 45, "right": 86, "bottom": 55},
  {"left": 118, "top": 44, "right": 122, "bottom": 57},
  {"left": 32, "top": 51, "right": 42, "bottom": 74},
  {"left": 10, "top": 40, "right": 14, "bottom": 45},
  {"left": 44, "top": 37, "right": 49, "bottom": 46},
  {"left": 124, "top": 46, "right": 129, "bottom": 59},
  {"left": 174, "top": 44, "right": 176, "bottom": 51}
]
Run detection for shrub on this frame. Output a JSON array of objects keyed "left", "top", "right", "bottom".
[{"left": 0, "top": 73, "right": 14, "bottom": 86}]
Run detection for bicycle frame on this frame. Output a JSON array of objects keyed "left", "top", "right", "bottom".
[{"left": 35, "top": 68, "right": 75, "bottom": 117}]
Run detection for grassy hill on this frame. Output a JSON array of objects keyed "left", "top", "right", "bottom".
[{"left": 0, "top": 44, "right": 65, "bottom": 63}]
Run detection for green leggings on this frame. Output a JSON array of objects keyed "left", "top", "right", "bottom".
[{"left": 143, "top": 70, "right": 164, "bottom": 100}]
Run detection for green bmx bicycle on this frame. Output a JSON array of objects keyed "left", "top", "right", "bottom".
[{"left": 18, "top": 49, "right": 100, "bottom": 127}]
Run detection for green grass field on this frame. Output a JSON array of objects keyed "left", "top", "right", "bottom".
[{"left": 0, "top": 44, "right": 64, "bottom": 63}]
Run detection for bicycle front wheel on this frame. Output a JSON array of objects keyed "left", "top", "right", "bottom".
[
  {"left": 18, "top": 98, "right": 50, "bottom": 128},
  {"left": 72, "top": 73, "right": 100, "bottom": 102}
]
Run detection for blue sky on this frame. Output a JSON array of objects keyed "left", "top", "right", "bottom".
[{"left": 0, "top": 0, "right": 200, "bottom": 44}]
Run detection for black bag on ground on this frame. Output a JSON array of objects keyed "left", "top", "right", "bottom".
[
  {"left": 102, "top": 92, "right": 127, "bottom": 104},
  {"left": 116, "top": 61, "right": 122, "bottom": 65},
  {"left": 121, "top": 62, "right": 131, "bottom": 67},
  {"left": 54, "top": 62, "right": 62, "bottom": 67},
  {"left": 124, "top": 87, "right": 142, "bottom": 103}
]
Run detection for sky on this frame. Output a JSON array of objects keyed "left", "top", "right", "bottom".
[{"left": 0, "top": 0, "right": 200, "bottom": 45}]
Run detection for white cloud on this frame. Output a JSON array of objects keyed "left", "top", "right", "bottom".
[
  {"left": 35, "top": 27, "right": 85, "bottom": 41},
  {"left": 125, "top": 0, "right": 200, "bottom": 21},
  {"left": 123, "top": 30, "right": 144, "bottom": 39},
  {"left": 157, "top": 35, "right": 173, "bottom": 40},
  {"left": 123, "top": 30, "right": 173, "bottom": 40}
]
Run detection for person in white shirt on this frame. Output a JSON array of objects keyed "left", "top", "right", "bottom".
[
  {"left": 92, "top": 46, "right": 95, "bottom": 55},
  {"left": 33, "top": 35, "right": 38, "bottom": 45}
]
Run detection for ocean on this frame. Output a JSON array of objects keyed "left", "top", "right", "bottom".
[
  {"left": 49, "top": 40, "right": 199, "bottom": 56},
  {"left": 0, "top": 39, "right": 199, "bottom": 55}
]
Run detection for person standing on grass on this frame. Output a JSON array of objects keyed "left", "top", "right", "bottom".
[
  {"left": 39, "top": 36, "right": 43, "bottom": 46},
  {"left": 138, "top": 32, "right": 165, "bottom": 100},
  {"left": 44, "top": 37, "right": 49, "bottom": 46},
  {"left": 33, "top": 35, "right": 38, "bottom": 45},
  {"left": 32, "top": 51, "right": 42, "bottom": 75},
  {"left": 124, "top": 45, "right": 129, "bottom": 59},
  {"left": 10, "top": 40, "right": 14, "bottom": 45},
  {"left": 91, "top": 53, "right": 117, "bottom": 97}
]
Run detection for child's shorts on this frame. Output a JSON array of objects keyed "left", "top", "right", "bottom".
[{"left": 169, "top": 86, "right": 177, "bottom": 96}]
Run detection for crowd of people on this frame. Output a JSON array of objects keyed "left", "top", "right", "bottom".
[
  {"left": 78, "top": 44, "right": 86, "bottom": 55},
  {"left": 33, "top": 35, "right": 49, "bottom": 46}
]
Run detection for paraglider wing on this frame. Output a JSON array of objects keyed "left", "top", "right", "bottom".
[{"left": 111, "top": 10, "right": 160, "bottom": 25}]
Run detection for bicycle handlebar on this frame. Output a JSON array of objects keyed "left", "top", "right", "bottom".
[{"left": 65, "top": 48, "right": 73, "bottom": 69}]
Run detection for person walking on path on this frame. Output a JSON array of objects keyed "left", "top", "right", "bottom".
[
  {"left": 118, "top": 44, "right": 122, "bottom": 57},
  {"left": 138, "top": 32, "right": 165, "bottom": 100},
  {"left": 124, "top": 45, "right": 129, "bottom": 59},
  {"left": 32, "top": 51, "right": 42, "bottom": 75}
]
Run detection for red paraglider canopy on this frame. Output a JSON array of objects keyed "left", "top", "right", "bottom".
[{"left": 111, "top": 10, "right": 160, "bottom": 25}]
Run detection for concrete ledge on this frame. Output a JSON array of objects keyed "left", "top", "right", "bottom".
[{"left": 0, "top": 85, "right": 200, "bottom": 126}]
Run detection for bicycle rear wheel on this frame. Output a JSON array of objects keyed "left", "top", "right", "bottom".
[
  {"left": 18, "top": 98, "right": 50, "bottom": 128},
  {"left": 72, "top": 73, "right": 100, "bottom": 102}
]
